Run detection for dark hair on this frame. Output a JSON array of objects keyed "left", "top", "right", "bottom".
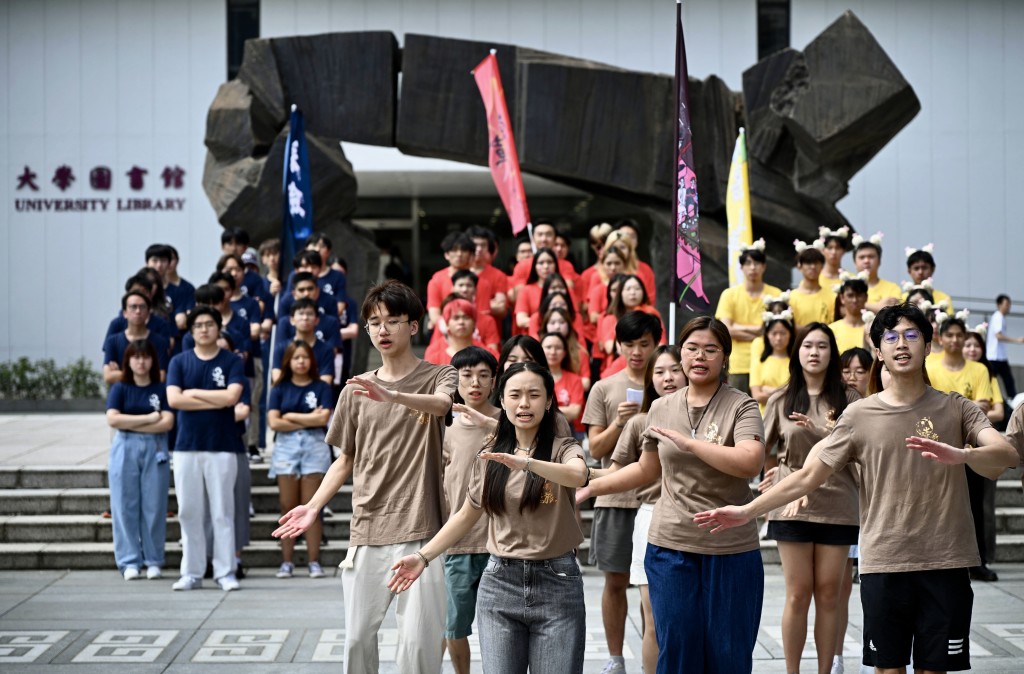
[
  {"left": 905, "top": 287, "right": 934, "bottom": 306},
  {"left": 738, "top": 249, "right": 767, "bottom": 265},
  {"left": 208, "top": 270, "right": 236, "bottom": 291},
  {"left": 938, "top": 316, "right": 967, "bottom": 336},
  {"left": 134, "top": 268, "right": 168, "bottom": 316},
  {"left": 121, "top": 338, "right": 161, "bottom": 386},
  {"left": 496, "top": 335, "right": 546, "bottom": 376},
  {"left": 221, "top": 227, "right": 250, "bottom": 246},
  {"left": 541, "top": 307, "right": 583, "bottom": 372},
  {"left": 482, "top": 362, "right": 559, "bottom": 516},
  {"left": 187, "top": 305, "right": 222, "bottom": 332},
  {"left": 467, "top": 225, "right": 498, "bottom": 254},
  {"left": 295, "top": 250, "right": 322, "bottom": 269},
  {"left": 761, "top": 317, "right": 796, "bottom": 362},
  {"left": 292, "top": 271, "right": 317, "bottom": 287},
  {"left": 539, "top": 291, "right": 577, "bottom": 324},
  {"left": 997, "top": 294, "right": 1010, "bottom": 306},
  {"left": 614, "top": 218, "right": 640, "bottom": 234},
  {"left": 840, "top": 347, "right": 872, "bottom": 372},
  {"left": 540, "top": 332, "right": 573, "bottom": 372},
  {"left": 643, "top": 345, "right": 682, "bottom": 413},
  {"left": 678, "top": 316, "right": 732, "bottom": 379},
  {"left": 906, "top": 250, "right": 936, "bottom": 270},
  {"left": 783, "top": 323, "right": 850, "bottom": 418},
  {"left": 218, "top": 331, "right": 236, "bottom": 351},
  {"left": 276, "top": 340, "right": 317, "bottom": 386},
  {"left": 526, "top": 248, "right": 558, "bottom": 285},
  {"left": 441, "top": 231, "right": 475, "bottom": 254},
  {"left": 615, "top": 310, "right": 663, "bottom": 344},
  {"left": 145, "top": 244, "right": 172, "bottom": 262},
  {"left": 540, "top": 272, "right": 569, "bottom": 299},
  {"left": 834, "top": 278, "right": 869, "bottom": 321},
  {"left": 121, "top": 290, "right": 151, "bottom": 312},
  {"left": 450, "top": 269, "right": 479, "bottom": 287},
  {"left": 360, "top": 280, "right": 424, "bottom": 323},
  {"left": 822, "top": 234, "right": 849, "bottom": 251},
  {"left": 166, "top": 244, "right": 180, "bottom": 262},
  {"left": 216, "top": 253, "right": 244, "bottom": 273},
  {"left": 796, "top": 247, "right": 825, "bottom": 266},
  {"left": 533, "top": 222, "right": 557, "bottom": 236},
  {"left": 609, "top": 274, "right": 650, "bottom": 318},
  {"left": 125, "top": 273, "right": 155, "bottom": 294},
  {"left": 452, "top": 345, "right": 498, "bottom": 376},
  {"left": 306, "top": 231, "right": 332, "bottom": 251},
  {"left": 854, "top": 240, "right": 882, "bottom": 258},
  {"left": 258, "top": 238, "right": 280, "bottom": 256},
  {"left": 604, "top": 273, "right": 627, "bottom": 314},
  {"left": 964, "top": 332, "right": 994, "bottom": 375},
  {"left": 869, "top": 303, "right": 933, "bottom": 348},
  {"left": 194, "top": 283, "right": 226, "bottom": 307},
  {"left": 289, "top": 297, "right": 319, "bottom": 317}
]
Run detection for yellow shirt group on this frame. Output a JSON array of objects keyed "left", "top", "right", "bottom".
[
  {"left": 715, "top": 283, "right": 783, "bottom": 375},
  {"left": 789, "top": 286, "right": 836, "bottom": 326},
  {"left": 829, "top": 319, "right": 868, "bottom": 355},
  {"left": 925, "top": 358, "right": 993, "bottom": 402},
  {"left": 749, "top": 339, "right": 791, "bottom": 414},
  {"left": 867, "top": 278, "right": 903, "bottom": 307}
]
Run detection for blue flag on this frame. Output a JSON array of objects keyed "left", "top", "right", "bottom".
[{"left": 280, "top": 105, "right": 314, "bottom": 281}]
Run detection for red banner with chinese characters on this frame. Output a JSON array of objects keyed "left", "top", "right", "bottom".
[{"left": 473, "top": 52, "right": 530, "bottom": 236}]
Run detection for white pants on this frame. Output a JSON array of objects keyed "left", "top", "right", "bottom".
[
  {"left": 173, "top": 451, "right": 237, "bottom": 580},
  {"left": 341, "top": 540, "right": 446, "bottom": 674}
]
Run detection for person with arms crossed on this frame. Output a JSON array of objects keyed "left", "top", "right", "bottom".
[{"left": 695, "top": 304, "right": 1019, "bottom": 674}]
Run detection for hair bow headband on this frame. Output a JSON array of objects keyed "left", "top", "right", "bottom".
[
  {"left": 763, "top": 309, "right": 793, "bottom": 324},
  {"left": 818, "top": 226, "right": 850, "bottom": 239},
  {"left": 762, "top": 290, "right": 791, "bottom": 307},
  {"left": 738, "top": 238, "right": 766, "bottom": 253},
  {"left": 901, "top": 278, "right": 934, "bottom": 293},
  {"left": 968, "top": 321, "right": 989, "bottom": 338},
  {"left": 904, "top": 243, "right": 935, "bottom": 259},
  {"left": 851, "top": 231, "right": 884, "bottom": 247},
  {"left": 861, "top": 309, "right": 876, "bottom": 325},
  {"left": 794, "top": 238, "right": 826, "bottom": 253}
]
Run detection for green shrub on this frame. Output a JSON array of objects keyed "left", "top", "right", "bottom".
[{"left": 0, "top": 357, "right": 103, "bottom": 400}]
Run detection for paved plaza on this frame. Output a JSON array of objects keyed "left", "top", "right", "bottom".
[{"left": 2, "top": 414, "right": 1024, "bottom": 672}]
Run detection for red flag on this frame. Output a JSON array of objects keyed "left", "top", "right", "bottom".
[
  {"left": 673, "top": 1, "right": 710, "bottom": 310},
  {"left": 473, "top": 52, "right": 530, "bottom": 236}
]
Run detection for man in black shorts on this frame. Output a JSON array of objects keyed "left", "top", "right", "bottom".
[{"left": 694, "top": 304, "right": 1018, "bottom": 673}]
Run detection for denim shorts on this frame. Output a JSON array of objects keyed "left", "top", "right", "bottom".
[
  {"left": 269, "top": 428, "right": 331, "bottom": 478},
  {"left": 443, "top": 552, "right": 490, "bottom": 639}
]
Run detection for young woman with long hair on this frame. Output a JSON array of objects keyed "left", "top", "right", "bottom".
[
  {"left": 513, "top": 248, "right": 559, "bottom": 333},
  {"left": 388, "top": 362, "right": 589, "bottom": 673},
  {"left": 267, "top": 340, "right": 334, "bottom": 578},
  {"left": 759, "top": 323, "right": 860, "bottom": 674},
  {"left": 964, "top": 329, "right": 1005, "bottom": 424},
  {"left": 541, "top": 332, "right": 586, "bottom": 438}
]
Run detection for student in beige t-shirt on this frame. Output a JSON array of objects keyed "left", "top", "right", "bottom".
[
  {"left": 584, "top": 345, "right": 684, "bottom": 674},
  {"left": 759, "top": 323, "right": 860, "bottom": 674},
  {"left": 273, "top": 281, "right": 457, "bottom": 674},
  {"left": 581, "top": 316, "right": 766, "bottom": 673},
  {"left": 389, "top": 362, "right": 589, "bottom": 674},
  {"left": 696, "top": 304, "right": 1019, "bottom": 674}
]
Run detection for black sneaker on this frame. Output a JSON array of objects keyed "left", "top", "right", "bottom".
[{"left": 970, "top": 565, "right": 998, "bottom": 582}]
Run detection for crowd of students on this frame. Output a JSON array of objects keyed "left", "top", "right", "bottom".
[{"left": 101, "top": 219, "right": 1024, "bottom": 674}]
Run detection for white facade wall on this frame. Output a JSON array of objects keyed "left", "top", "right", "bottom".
[{"left": 1, "top": 0, "right": 1021, "bottom": 366}]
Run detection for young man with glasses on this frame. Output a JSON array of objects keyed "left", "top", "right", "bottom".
[
  {"left": 166, "top": 306, "right": 247, "bottom": 592},
  {"left": 695, "top": 303, "right": 1019, "bottom": 674},
  {"left": 103, "top": 291, "right": 170, "bottom": 385},
  {"left": 273, "top": 280, "right": 457, "bottom": 674}
]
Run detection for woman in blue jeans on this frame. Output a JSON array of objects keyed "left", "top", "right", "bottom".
[
  {"left": 105, "top": 338, "right": 175, "bottom": 581},
  {"left": 389, "top": 362, "right": 589, "bottom": 674},
  {"left": 267, "top": 340, "right": 333, "bottom": 579},
  {"left": 583, "top": 317, "right": 767, "bottom": 673}
]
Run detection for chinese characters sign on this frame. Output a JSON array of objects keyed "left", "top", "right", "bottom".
[{"left": 13, "top": 163, "right": 188, "bottom": 212}]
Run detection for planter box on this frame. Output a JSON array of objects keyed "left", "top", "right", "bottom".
[{"left": 0, "top": 399, "right": 105, "bottom": 413}]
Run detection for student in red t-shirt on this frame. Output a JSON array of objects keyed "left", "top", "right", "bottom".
[{"left": 426, "top": 233, "right": 475, "bottom": 333}]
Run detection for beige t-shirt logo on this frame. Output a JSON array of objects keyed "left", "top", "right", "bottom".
[
  {"left": 915, "top": 417, "right": 940, "bottom": 441},
  {"left": 704, "top": 422, "right": 724, "bottom": 445},
  {"left": 541, "top": 481, "right": 557, "bottom": 505},
  {"left": 825, "top": 409, "right": 838, "bottom": 430}
]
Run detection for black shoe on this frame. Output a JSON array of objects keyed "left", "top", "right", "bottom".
[
  {"left": 970, "top": 565, "right": 998, "bottom": 582},
  {"left": 204, "top": 560, "right": 214, "bottom": 579},
  {"left": 235, "top": 561, "right": 246, "bottom": 579}
]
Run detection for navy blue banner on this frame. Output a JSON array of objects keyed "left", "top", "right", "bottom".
[{"left": 280, "top": 105, "right": 314, "bottom": 280}]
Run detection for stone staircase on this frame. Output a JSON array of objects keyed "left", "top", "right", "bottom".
[{"left": 1, "top": 463, "right": 1022, "bottom": 570}]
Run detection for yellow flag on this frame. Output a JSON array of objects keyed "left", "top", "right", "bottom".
[{"left": 726, "top": 128, "right": 753, "bottom": 287}]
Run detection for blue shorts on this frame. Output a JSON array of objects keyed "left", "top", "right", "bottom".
[
  {"left": 269, "top": 428, "right": 331, "bottom": 478},
  {"left": 443, "top": 552, "right": 489, "bottom": 639}
]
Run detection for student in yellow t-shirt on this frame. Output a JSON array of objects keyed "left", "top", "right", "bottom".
[
  {"left": 903, "top": 245, "right": 953, "bottom": 311},
  {"left": 817, "top": 226, "right": 851, "bottom": 283},
  {"left": 789, "top": 241, "right": 835, "bottom": 328},
  {"left": 851, "top": 233, "right": 902, "bottom": 312},
  {"left": 828, "top": 278, "right": 870, "bottom": 354},
  {"left": 750, "top": 309, "right": 794, "bottom": 414},
  {"left": 715, "top": 240, "right": 782, "bottom": 393},
  {"left": 964, "top": 329, "right": 1005, "bottom": 425}
]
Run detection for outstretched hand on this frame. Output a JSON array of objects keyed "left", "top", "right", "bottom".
[
  {"left": 906, "top": 436, "right": 966, "bottom": 465},
  {"left": 272, "top": 505, "right": 318, "bottom": 539},
  {"left": 781, "top": 495, "right": 808, "bottom": 518},
  {"left": 347, "top": 376, "right": 397, "bottom": 403},
  {"left": 648, "top": 426, "right": 690, "bottom": 451},
  {"left": 758, "top": 467, "right": 778, "bottom": 494},
  {"left": 692, "top": 505, "right": 751, "bottom": 534},
  {"left": 575, "top": 485, "right": 592, "bottom": 505},
  {"left": 387, "top": 555, "right": 425, "bottom": 594},
  {"left": 789, "top": 412, "right": 824, "bottom": 435},
  {"left": 453, "top": 403, "right": 498, "bottom": 429},
  {"left": 479, "top": 451, "right": 528, "bottom": 471}
]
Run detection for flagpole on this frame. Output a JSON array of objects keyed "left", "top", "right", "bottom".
[{"left": 670, "top": 0, "right": 682, "bottom": 345}]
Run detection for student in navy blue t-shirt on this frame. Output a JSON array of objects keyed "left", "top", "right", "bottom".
[
  {"left": 105, "top": 275, "right": 176, "bottom": 348},
  {"left": 277, "top": 272, "right": 342, "bottom": 350},
  {"left": 183, "top": 283, "right": 252, "bottom": 365},
  {"left": 267, "top": 340, "right": 334, "bottom": 578},
  {"left": 166, "top": 306, "right": 246, "bottom": 592},
  {"left": 278, "top": 268, "right": 340, "bottom": 321},
  {"left": 103, "top": 291, "right": 170, "bottom": 385},
  {"left": 305, "top": 233, "right": 348, "bottom": 303},
  {"left": 272, "top": 299, "right": 335, "bottom": 385},
  {"left": 282, "top": 249, "right": 346, "bottom": 317},
  {"left": 105, "top": 338, "right": 174, "bottom": 581},
  {"left": 163, "top": 244, "right": 196, "bottom": 334}
]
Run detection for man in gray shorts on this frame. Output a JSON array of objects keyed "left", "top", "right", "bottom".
[{"left": 582, "top": 311, "right": 660, "bottom": 674}]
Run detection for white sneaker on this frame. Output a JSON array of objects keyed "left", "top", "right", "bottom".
[
  {"left": 600, "top": 658, "right": 626, "bottom": 674},
  {"left": 217, "top": 574, "right": 240, "bottom": 591},
  {"left": 830, "top": 657, "right": 845, "bottom": 674},
  {"left": 276, "top": 562, "right": 294, "bottom": 578},
  {"left": 308, "top": 561, "right": 326, "bottom": 578},
  {"left": 122, "top": 566, "right": 140, "bottom": 581},
  {"left": 146, "top": 566, "right": 162, "bottom": 580},
  {"left": 172, "top": 575, "right": 202, "bottom": 591}
]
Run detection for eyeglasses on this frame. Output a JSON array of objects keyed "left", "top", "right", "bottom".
[
  {"left": 881, "top": 329, "right": 922, "bottom": 344},
  {"left": 365, "top": 319, "right": 410, "bottom": 334},
  {"left": 125, "top": 304, "right": 149, "bottom": 312},
  {"left": 192, "top": 321, "right": 218, "bottom": 330},
  {"left": 682, "top": 344, "right": 723, "bottom": 357},
  {"left": 843, "top": 368, "right": 867, "bottom": 377},
  {"left": 459, "top": 371, "right": 493, "bottom": 384}
]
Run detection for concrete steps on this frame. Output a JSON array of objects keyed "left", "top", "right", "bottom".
[{"left": 1, "top": 464, "right": 1021, "bottom": 570}]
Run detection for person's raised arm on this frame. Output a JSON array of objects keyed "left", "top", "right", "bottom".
[
  {"left": 388, "top": 499, "right": 486, "bottom": 593},
  {"left": 273, "top": 451, "right": 354, "bottom": 539},
  {"left": 479, "top": 453, "right": 588, "bottom": 489},
  {"left": 347, "top": 375, "right": 453, "bottom": 417},
  {"left": 580, "top": 449, "right": 661, "bottom": 502},
  {"left": 908, "top": 427, "right": 1018, "bottom": 481}
]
